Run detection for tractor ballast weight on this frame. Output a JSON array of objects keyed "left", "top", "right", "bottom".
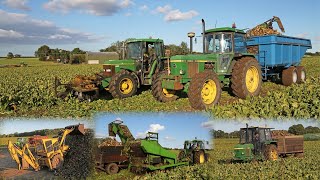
[{"left": 55, "top": 38, "right": 167, "bottom": 101}]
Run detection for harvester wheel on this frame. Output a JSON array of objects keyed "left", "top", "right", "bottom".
[
  {"left": 188, "top": 71, "right": 221, "bottom": 110},
  {"left": 281, "top": 66, "right": 297, "bottom": 86},
  {"left": 151, "top": 71, "right": 178, "bottom": 102},
  {"left": 296, "top": 66, "right": 306, "bottom": 84},
  {"left": 231, "top": 57, "right": 262, "bottom": 99},
  {"left": 194, "top": 150, "right": 206, "bottom": 164},
  {"left": 106, "top": 163, "right": 119, "bottom": 174},
  {"left": 263, "top": 144, "right": 278, "bottom": 161},
  {"left": 109, "top": 70, "right": 138, "bottom": 98},
  {"left": 51, "top": 154, "right": 64, "bottom": 170}
]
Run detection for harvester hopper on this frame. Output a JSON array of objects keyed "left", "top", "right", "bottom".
[{"left": 64, "top": 124, "right": 85, "bottom": 135}]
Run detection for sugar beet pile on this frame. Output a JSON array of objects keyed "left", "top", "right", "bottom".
[{"left": 57, "top": 129, "right": 95, "bottom": 179}]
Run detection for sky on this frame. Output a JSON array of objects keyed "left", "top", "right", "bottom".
[
  {"left": 0, "top": 0, "right": 319, "bottom": 56},
  {"left": 94, "top": 112, "right": 212, "bottom": 149},
  {"left": 0, "top": 117, "right": 94, "bottom": 134}
]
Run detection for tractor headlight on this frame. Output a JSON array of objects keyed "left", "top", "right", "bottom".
[{"left": 179, "top": 69, "right": 185, "bottom": 75}]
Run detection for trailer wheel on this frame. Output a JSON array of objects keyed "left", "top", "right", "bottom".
[
  {"left": 194, "top": 150, "right": 205, "bottom": 164},
  {"left": 109, "top": 70, "right": 138, "bottom": 98},
  {"left": 188, "top": 71, "right": 221, "bottom": 110},
  {"left": 106, "top": 163, "right": 119, "bottom": 175},
  {"left": 294, "top": 152, "right": 304, "bottom": 158},
  {"left": 151, "top": 71, "right": 178, "bottom": 102},
  {"left": 263, "top": 145, "right": 278, "bottom": 161},
  {"left": 296, "top": 66, "right": 306, "bottom": 84},
  {"left": 281, "top": 66, "right": 297, "bottom": 86},
  {"left": 231, "top": 57, "right": 262, "bottom": 99}
]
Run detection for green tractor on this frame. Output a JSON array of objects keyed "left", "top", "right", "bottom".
[
  {"left": 179, "top": 139, "right": 210, "bottom": 164},
  {"left": 55, "top": 38, "right": 168, "bottom": 101},
  {"left": 233, "top": 125, "right": 278, "bottom": 162},
  {"left": 15, "top": 137, "right": 27, "bottom": 148},
  {"left": 151, "top": 19, "right": 262, "bottom": 109}
]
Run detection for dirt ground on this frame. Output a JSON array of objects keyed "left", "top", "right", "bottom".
[{"left": 0, "top": 147, "right": 56, "bottom": 179}]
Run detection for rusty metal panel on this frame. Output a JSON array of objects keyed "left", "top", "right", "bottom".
[
  {"left": 188, "top": 62, "right": 199, "bottom": 78},
  {"left": 275, "top": 136, "right": 304, "bottom": 154}
]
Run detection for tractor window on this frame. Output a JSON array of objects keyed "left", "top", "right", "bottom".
[
  {"left": 127, "top": 42, "right": 142, "bottom": 59},
  {"left": 154, "top": 42, "right": 164, "bottom": 57},
  {"left": 234, "top": 33, "right": 246, "bottom": 53},
  {"left": 240, "top": 129, "right": 253, "bottom": 144},
  {"left": 265, "top": 129, "right": 272, "bottom": 140},
  {"left": 259, "top": 129, "right": 266, "bottom": 142},
  {"left": 207, "top": 33, "right": 233, "bottom": 53}
]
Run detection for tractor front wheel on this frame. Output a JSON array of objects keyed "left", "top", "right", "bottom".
[
  {"left": 296, "top": 66, "right": 306, "bottom": 84},
  {"left": 51, "top": 154, "right": 64, "bottom": 170},
  {"left": 194, "top": 150, "right": 206, "bottom": 164},
  {"left": 188, "top": 71, "right": 221, "bottom": 110},
  {"left": 281, "top": 66, "right": 297, "bottom": 86},
  {"left": 106, "top": 163, "right": 119, "bottom": 175},
  {"left": 231, "top": 57, "right": 262, "bottom": 99},
  {"left": 264, "top": 145, "right": 278, "bottom": 161},
  {"left": 109, "top": 70, "right": 138, "bottom": 98},
  {"left": 151, "top": 71, "right": 178, "bottom": 102}
]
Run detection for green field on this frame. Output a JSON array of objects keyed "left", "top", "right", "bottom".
[
  {"left": 90, "top": 139, "right": 320, "bottom": 180},
  {"left": 0, "top": 57, "right": 319, "bottom": 118}
]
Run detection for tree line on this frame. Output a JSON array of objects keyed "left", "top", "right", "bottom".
[
  {"left": 0, "top": 128, "right": 64, "bottom": 138},
  {"left": 211, "top": 124, "right": 320, "bottom": 138}
]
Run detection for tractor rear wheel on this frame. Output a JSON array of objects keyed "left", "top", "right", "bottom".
[
  {"left": 106, "top": 163, "right": 119, "bottom": 175},
  {"left": 151, "top": 71, "right": 178, "bottom": 102},
  {"left": 51, "top": 154, "right": 64, "bottom": 170},
  {"left": 263, "top": 145, "right": 278, "bottom": 161},
  {"left": 188, "top": 71, "right": 221, "bottom": 110},
  {"left": 231, "top": 57, "right": 262, "bottom": 99},
  {"left": 109, "top": 70, "right": 138, "bottom": 98},
  {"left": 296, "top": 66, "right": 306, "bottom": 84},
  {"left": 281, "top": 66, "right": 297, "bottom": 86},
  {"left": 194, "top": 150, "right": 205, "bottom": 164}
]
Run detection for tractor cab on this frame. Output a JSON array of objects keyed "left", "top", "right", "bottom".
[
  {"left": 124, "top": 38, "right": 165, "bottom": 77},
  {"left": 184, "top": 140, "right": 206, "bottom": 150},
  {"left": 234, "top": 125, "right": 277, "bottom": 161},
  {"left": 204, "top": 27, "right": 247, "bottom": 54}
]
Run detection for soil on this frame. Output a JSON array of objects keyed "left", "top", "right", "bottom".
[{"left": 0, "top": 147, "right": 56, "bottom": 179}]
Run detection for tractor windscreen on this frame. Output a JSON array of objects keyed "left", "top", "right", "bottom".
[
  {"left": 205, "top": 33, "right": 232, "bottom": 53},
  {"left": 127, "top": 42, "right": 142, "bottom": 59}
]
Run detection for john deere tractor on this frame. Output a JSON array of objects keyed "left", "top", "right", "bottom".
[
  {"left": 55, "top": 38, "right": 167, "bottom": 101},
  {"left": 152, "top": 19, "right": 262, "bottom": 109},
  {"left": 179, "top": 139, "right": 210, "bottom": 164},
  {"left": 233, "top": 125, "right": 279, "bottom": 162}
]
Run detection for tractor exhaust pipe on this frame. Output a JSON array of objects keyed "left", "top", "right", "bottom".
[
  {"left": 187, "top": 32, "right": 195, "bottom": 53},
  {"left": 202, "top": 19, "right": 205, "bottom": 53}
]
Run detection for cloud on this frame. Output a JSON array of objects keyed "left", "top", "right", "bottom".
[
  {"left": 0, "top": 9, "right": 102, "bottom": 44},
  {"left": 315, "top": 36, "right": 320, "bottom": 41},
  {"left": 136, "top": 123, "right": 165, "bottom": 138},
  {"left": 140, "top": 5, "right": 148, "bottom": 11},
  {"left": 125, "top": 12, "right": 132, "bottom": 17},
  {"left": 201, "top": 121, "right": 214, "bottom": 129},
  {"left": 2, "top": 0, "right": 31, "bottom": 11},
  {"left": 296, "top": 33, "right": 308, "bottom": 38},
  {"left": 43, "top": 0, "right": 133, "bottom": 16},
  {"left": 164, "top": 136, "right": 176, "bottom": 141},
  {"left": 155, "top": 4, "right": 198, "bottom": 22},
  {"left": 0, "top": 29, "right": 24, "bottom": 38}
]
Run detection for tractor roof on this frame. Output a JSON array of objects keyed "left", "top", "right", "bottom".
[
  {"left": 205, "top": 27, "right": 245, "bottom": 34},
  {"left": 126, "top": 38, "right": 164, "bottom": 43}
]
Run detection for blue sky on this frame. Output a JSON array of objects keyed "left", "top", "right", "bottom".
[
  {"left": 94, "top": 112, "right": 212, "bottom": 149},
  {"left": 0, "top": 118, "right": 94, "bottom": 134},
  {"left": 0, "top": 0, "right": 319, "bottom": 56}
]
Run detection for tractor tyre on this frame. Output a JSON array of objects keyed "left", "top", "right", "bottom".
[
  {"left": 106, "top": 163, "right": 119, "bottom": 175},
  {"left": 296, "top": 66, "right": 306, "bottom": 84},
  {"left": 281, "top": 66, "right": 297, "bottom": 86},
  {"left": 151, "top": 71, "right": 178, "bottom": 102},
  {"left": 188, "top": 71, "right": 221, "bottom": 110},
  {"left": 178, "top": 151, "right": 186, "bottom": 161},
  {"left": 194, "top": 150, "right": 206, "bottom": 164},
  {"left": 51, "top": 154, "right": 64, "bottom": 170},
  {"left": 263, "top": 144, "right": 278, "bottom": 161},
  {"left": 231, "top": 57, "right": 262, "bottom": 99},
  {"left": 109, "top": 70, "right": 138, "bottom": 98}
]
